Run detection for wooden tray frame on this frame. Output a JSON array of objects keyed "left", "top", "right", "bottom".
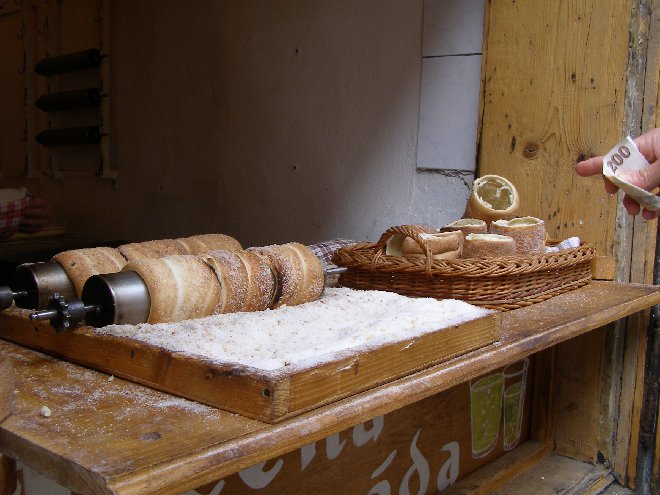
[{"left": 0, "top": 308, "right": 500, "bottom": 423}]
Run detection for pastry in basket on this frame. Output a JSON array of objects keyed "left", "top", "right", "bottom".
[
  {"left": 489, "top": 216, "right": 545, "bottom": 255},
  {"left": 52, "top": 247, "right": 127, "bottom": 297},
  {"left": 441, "top": 218, "right": 487, "bottom": 235},
  {"left": 462, "top": 233, "right": 516, "bottom": 258},
  {"left": 383, "top": 224, "right": 438, "bottom": 256},
  {"left": 401, "top": 231, "right": 463, "bottom": 260},
  {"left": 249, "top": 242, "right": 324, "bottom": 308},
  {"left": 203, "top": 249, "right": 276, "bottom": 313},
  {"left": 464, "top": 175, "right": 520, "bottom": 224},
  {"left": 123, "top": 254, "right": 221, "bottom": 323}
]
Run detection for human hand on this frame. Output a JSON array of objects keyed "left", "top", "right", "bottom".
[
  {"left": 19, "top": 196, "right": 51, "bottom": 233},
  {"left": 575, "top": 128, "right": 660, "bottom": 219}
]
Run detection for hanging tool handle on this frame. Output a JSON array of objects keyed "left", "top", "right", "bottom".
[{"left": 34, "top": 48, "right": 102, "bottom": 76}]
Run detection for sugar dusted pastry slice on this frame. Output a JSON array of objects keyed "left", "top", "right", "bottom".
[
  {"left": 123, "top": 254, "right": 221, "bottom": 323},
  {"left": 462, "top": 233, "right": 516, "bottom": 259},
  {"left": 249, "top": 242, "right": 324, "bottom": 308},
  {"left": 490, "top": 217, "right": 545, "bottom": 255},
  {"left": 177, "top": 234, "right": 242, "bottom": 255},
  {"left": 383, "top": 225, "right": 438, "bottom": 256},
  {"left": 441, "top": 218, "right": 488, "bottom": 235},
  {"left": 118, "top": 239, "right": 189, "bottom": 261},
  {"left": 401, "top": 231, "right": 464, "bottom": 258},
  {"left": 203, "top": 249, "right": 275, "bottom": 313},
  {"left": 464, "top": 175, "right": 520, "bottom": 224},
  {"left": 53, "top": 247, "right": 127, "bottom": 297}
]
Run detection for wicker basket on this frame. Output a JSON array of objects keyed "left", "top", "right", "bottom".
[{"left": 332, "top": 225, "right": 596, "bottom": 311}]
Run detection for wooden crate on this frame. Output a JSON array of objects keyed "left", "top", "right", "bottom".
[{"left": 0, "top": 309, "right": 500, "bottom": 423}]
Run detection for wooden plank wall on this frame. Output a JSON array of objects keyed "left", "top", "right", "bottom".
[{"left": 478, "top": 0, "right": 657, "bottom": 488}]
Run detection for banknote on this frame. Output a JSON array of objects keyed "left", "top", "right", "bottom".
[{"left": 602, "top": 135, "right": 660, "bottom": 211}]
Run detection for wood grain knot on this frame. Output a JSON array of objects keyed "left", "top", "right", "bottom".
[
  {"left": 522, "top": 142, "right": 540, "bottom": 159},
  {"left": 139, "top": 431, "right": 161, "bottom": 441}
]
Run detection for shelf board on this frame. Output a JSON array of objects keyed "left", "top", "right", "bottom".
[
  {"left": 445, "top": 444, "right": 620, "bottom": 495},
  {"left": 0, "top": 281, "right": 657, "bottom": 495}
]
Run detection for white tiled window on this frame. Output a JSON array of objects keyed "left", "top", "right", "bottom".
[{"left": 417, "top": 0, "right": 484, "bottom": 171}]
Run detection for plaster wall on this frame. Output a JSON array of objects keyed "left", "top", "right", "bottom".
[{"left": 32, "top": 0, "right": 478, "bottom": 246}]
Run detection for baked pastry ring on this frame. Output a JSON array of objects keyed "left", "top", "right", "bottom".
[
  {"left": 249, "top": 242, "right": 324, "bottom": 308},
  {"left": 203, "top": 249, "right": 275, "bottom": 313},
  {"left": 123, "top": 254, "right": 221, "bottom": 323},
  {"left": 490, "top": 217, "right": 545, "bottom": 255},
  {"left": 53, "top": 247, "right": 127, "bottom": 297},
  {"left": 118, "top": 239, "right": 189, "bottom": 261},
  {"left": 462, "top": 233, "right": 516, "bottom": 258}
]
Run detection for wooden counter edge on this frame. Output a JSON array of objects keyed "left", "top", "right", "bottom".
[{"left": 98, "top": 281, "right": 660, "bottom": 495}]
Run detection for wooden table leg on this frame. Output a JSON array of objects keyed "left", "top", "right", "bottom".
[
  {"left": 0, "top": 456, "right": 17, "bottom": 495},
  {"left": 0, "top": 354, "right": 15, "bottom": 421},
  {"left": 0, "top": 354, "right": 17, "bottom": 495}
]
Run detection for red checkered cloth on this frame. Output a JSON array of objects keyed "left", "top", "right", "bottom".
[
  {"left": 308, "top": 238, "right": 361, "bottom": 267},
  {"left": 0, "top": 195, "right": 29, "bottom": 238}
]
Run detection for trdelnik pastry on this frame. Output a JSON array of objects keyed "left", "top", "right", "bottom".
[
  {"left": 464, "top": 175, "right": 520, "bottom": 224},
  {"left": 489, "top": 217, "right": 546, "bottom": 255}
]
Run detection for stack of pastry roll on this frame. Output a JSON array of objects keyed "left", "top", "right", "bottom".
[
  {"left": 48, "top": 235, "right": 325, "bottom": 325},
  {"left": 248, "top": 242, "right": 325, "bottom": 308},
  {"left": 203, "top": 249, "right": 276, "bottom": 313},
  {"left": 114, "top": 242, "right": 324, "bottom": 324},
  {"left": 52, "top": 247, "right": 128, "bottom": 297},
  {"left": 461, "top": 217, "right": 545, "bottom": 258},
  {"left": 49, "top": 233, "right": 243, "bottom": 298},
  {"left": 381, "top": 213, "right": 546, "bottom": 260},
  {"left": 117, "top": 233, "right": 242, "bottom": 260},
  {"left": 124, "top": 254, "right": 222, "bottom": 323}
]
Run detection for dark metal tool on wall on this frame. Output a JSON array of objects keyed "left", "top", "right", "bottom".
[
  {"left": 36, "top": 126, "right": 102, "bottom": 147},
  {"left": 36, "top": 88, "right": 102, "bottom": 112},
  {"left": 34, "top": 48, "right": 102, "bottom": 76}
]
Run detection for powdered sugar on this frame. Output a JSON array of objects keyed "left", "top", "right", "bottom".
[{"left": 97, "top": 288, "right": 493, "bottom": 372}]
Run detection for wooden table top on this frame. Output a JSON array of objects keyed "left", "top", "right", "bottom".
[{"left": 0, "top": 281, "right": 658, "bottom": 495}]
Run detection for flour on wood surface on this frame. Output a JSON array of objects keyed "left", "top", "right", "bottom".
[{"left": 97, "top": 288, "right": 493, "bottom": 371}]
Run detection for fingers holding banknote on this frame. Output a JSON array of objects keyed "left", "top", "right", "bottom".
[
  {"left": 575, "top": 155, "right": 620, "bottom": 194},
  {"left": 576, "top": 128, "right": 660, "bottom": 219}
]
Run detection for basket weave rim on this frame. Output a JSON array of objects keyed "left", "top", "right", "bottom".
[{"left": 332, "top": 241, "right": 596, "bottom": 278}]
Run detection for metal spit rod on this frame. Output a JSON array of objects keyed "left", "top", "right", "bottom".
[
  {"left": 0, "top": 287, "right": 28, "bottom": 311},
  {"left": 28, "top": 266, "right": 349, "bottom": 331}
]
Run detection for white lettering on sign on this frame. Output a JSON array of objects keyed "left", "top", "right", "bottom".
[
  {"left": 238, "top": 460, "right": 284, "bottom": 489},
  {"left": 367, "top": 449, "right": 398, "bottom": 495},
  {"left": 368, "top": 434, "right": 460, "bottom": 495},
  {"left": 353, "top": 416, "right": 384, "bottom": 446},
  {"left": 371, "top": 450, "right": 398, "bottom": 479},
  {"left": 368, "top": 480, "right": 392, "bottom": 495},
  {"left": 300, "top": 442, "right": 316, "bottom": 470},
  {"left": 399, "top": 430, "right": 429, "bottom": 495},
  {"left": 437, "top": 442, "right": 459, "bottom": 491},
  {"left": 200, "top": 413, "right": 464, "bottom": 493},
  {"left": 326, "top": 432, "right": 347, "bottom": 460}
]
